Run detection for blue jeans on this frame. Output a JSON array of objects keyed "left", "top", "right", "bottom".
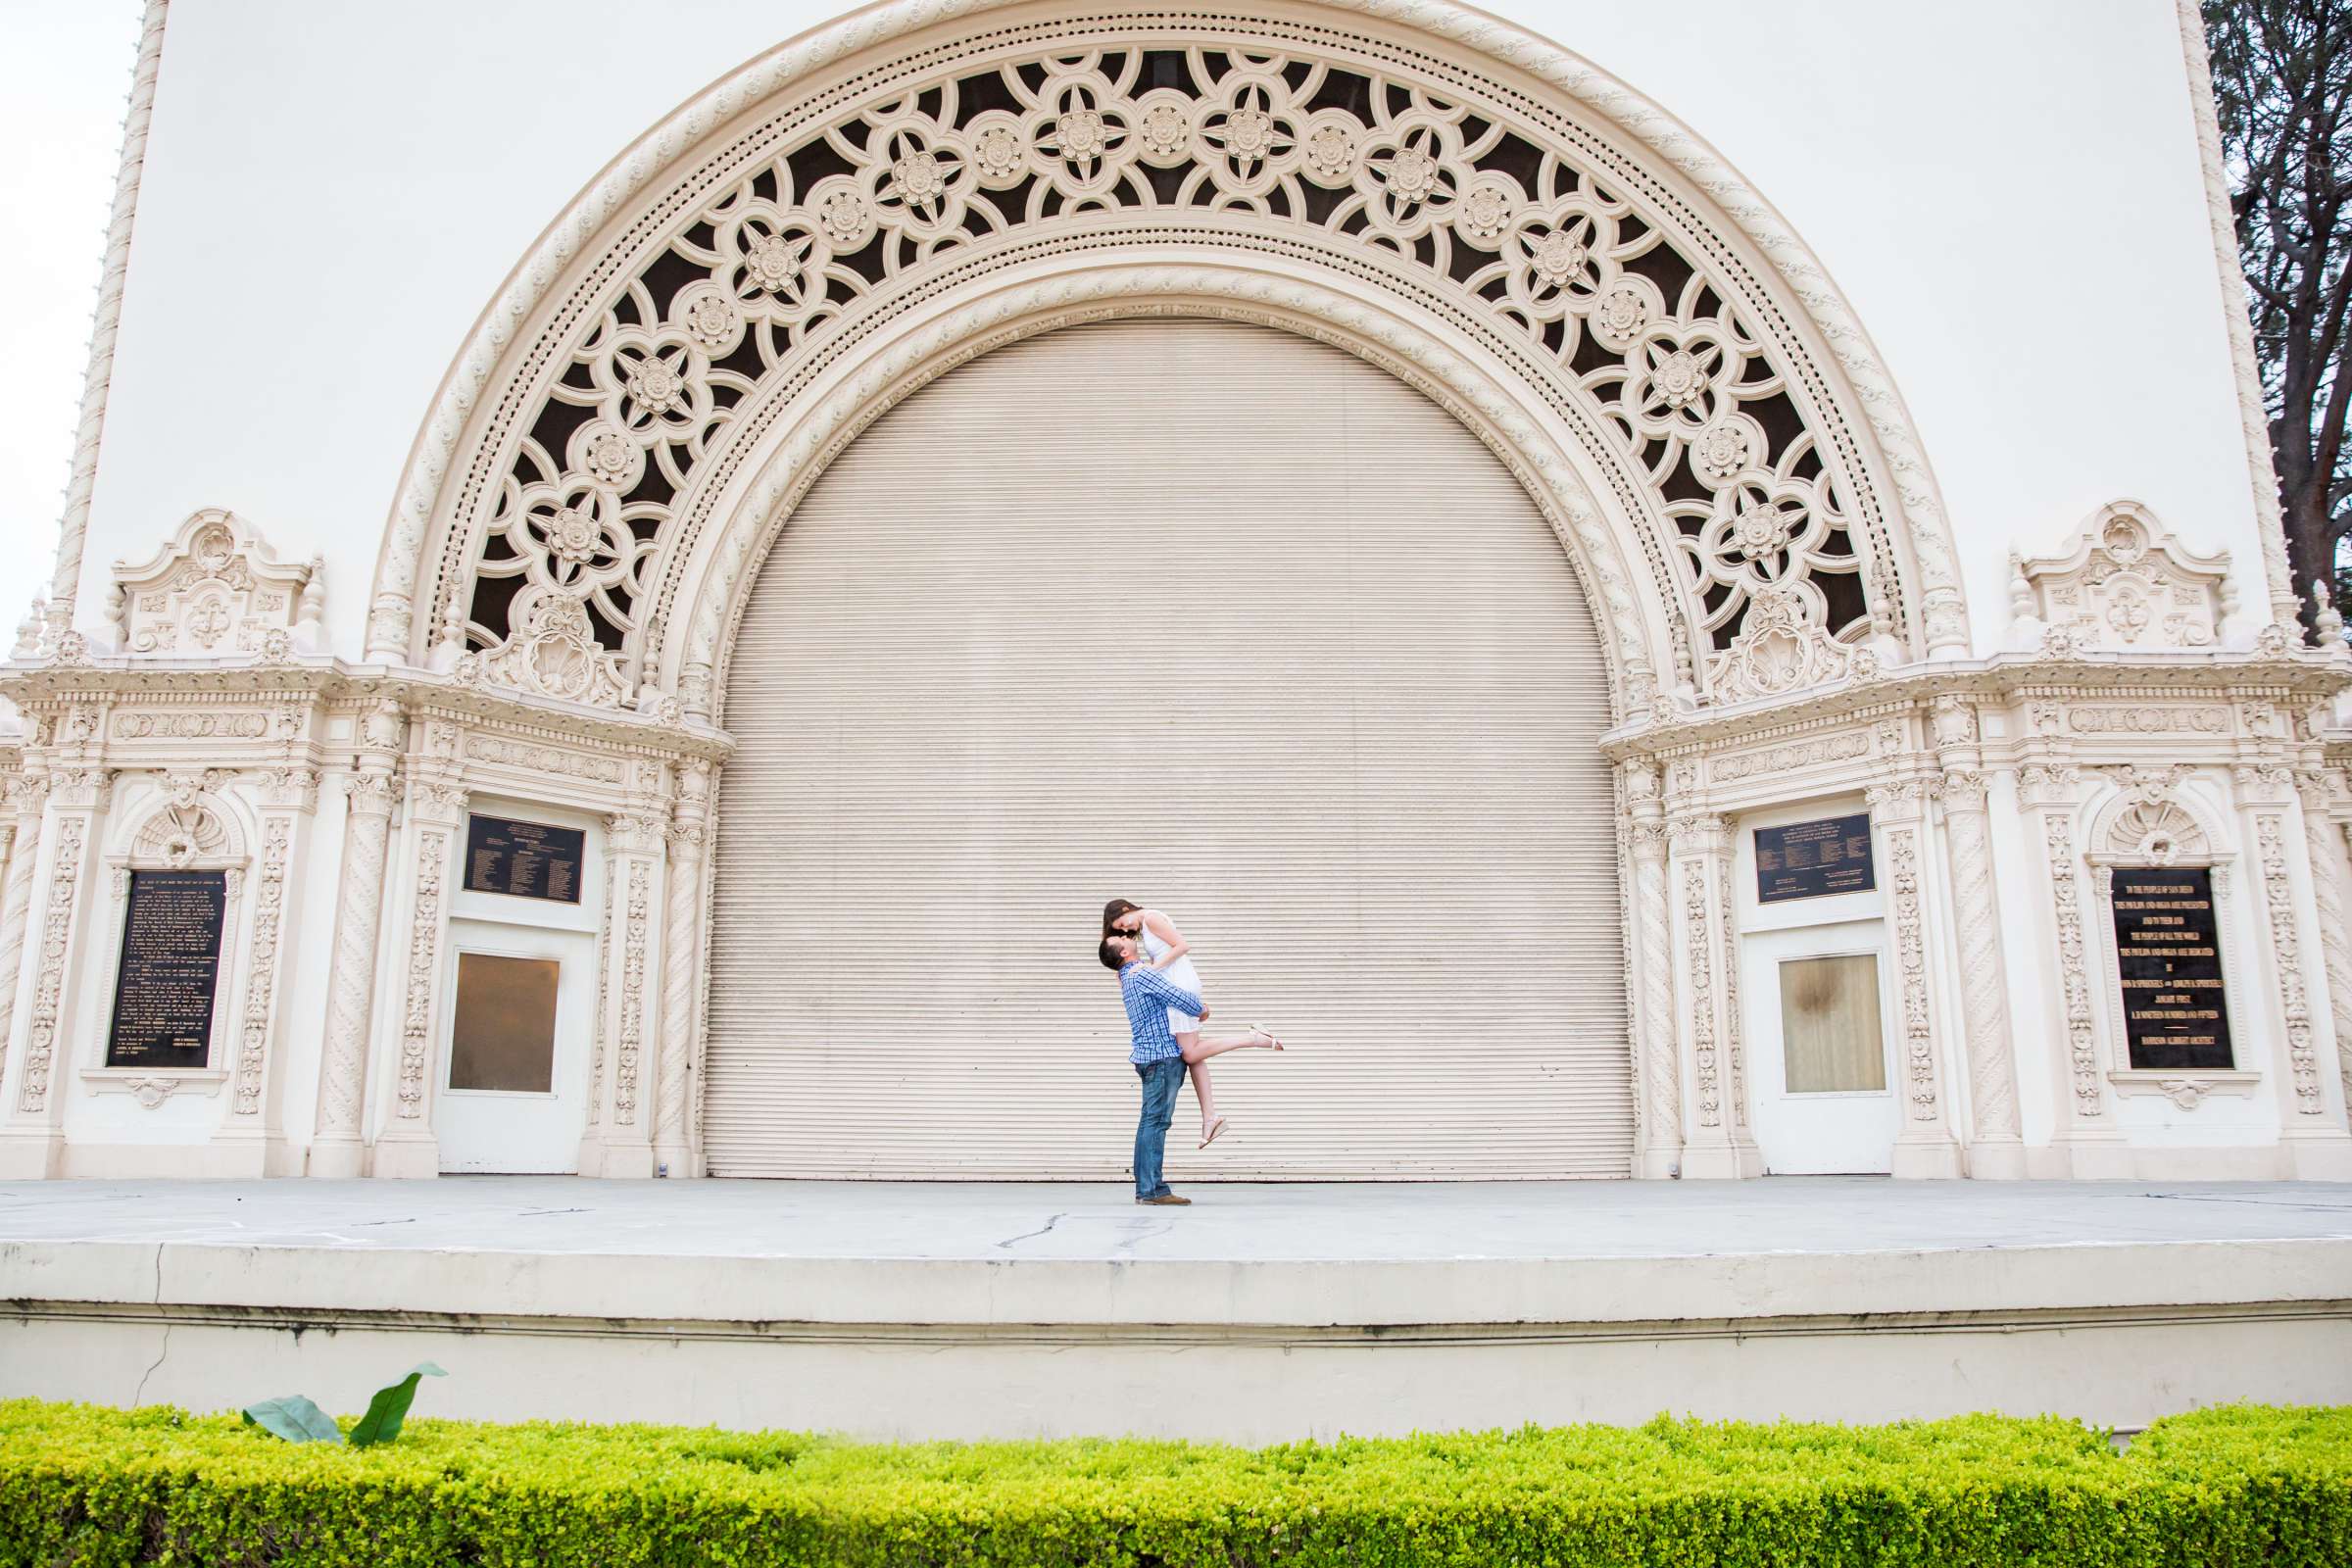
[{"left": 1132, "top": 1057, "right": 1184, "bottom": 1199}]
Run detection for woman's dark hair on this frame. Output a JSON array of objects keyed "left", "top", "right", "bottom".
[
  {"left": 1098, "top": 936, "right": 1129, "bottom": 971},
  {"left": 1102, "top": 898, "right": 1142, "bottom": 935}
]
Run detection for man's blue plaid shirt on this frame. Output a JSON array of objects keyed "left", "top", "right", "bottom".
[{"left": 1117, "top": 962, "right": 1204, "bottom": 1065}]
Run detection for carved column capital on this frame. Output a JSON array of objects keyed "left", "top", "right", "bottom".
[
  {"left": 408, "top": 776, "right": 467, "bottom": 825},
  {"left": 258, "top": 765, "right": 321, "bottom": 812},
  {"left": 2017, "top": 763, "right": 2082, "bottom": 809},
  {"left": 2292, "top": 767, "right": 2344, "bottom": 814},
  {"left": 608, "top": 809, "right": 667, "bottom": 856},
  {"left": 1, "top": 773, "right": 48, "bottom": 822},
  {"left": 1666, "top": 812, "right": 1726, "bottom": 856},
  {"left": 341, "top": 765, "right": 402, "bottom": 818},
  {"left": 1864, "top": 775, "right": 1936, "bottom": 823},
  {"left": 45, "top": 767, "right": 114, "bottom": 811},
  {"left": 2232, "top": 763, "right": 2295, "bottom": 808},
  {"left": 1939, "top": 768, "right": 1989, "bottom": 811}
]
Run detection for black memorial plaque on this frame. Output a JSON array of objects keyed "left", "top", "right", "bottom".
[
  {"left": 464, "top": 814, "right": 585, "bottom": 904},
  {"left": 2110, "top": 867, "right": 2233, "bottom": 1069},
  {"left": 1754, "top": 812, "right": 1877, "bottom": 904},
  {"left": 105, "top": 868, "right": 229, "bottom": 1069}
]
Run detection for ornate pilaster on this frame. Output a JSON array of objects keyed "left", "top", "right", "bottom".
[
  {"left": 212, "top": 762, "right": 317, "bottom": 1176},
  {"left": 370, "top": 747, "right": 466, "bottom": 1179},
  {"left": 1717, "top": 855, "right": 1752, "bottom": 1147},
  {"left": 2295, "top": 777, "right": 2352, "bottom": 1133},
  {"left": 654, "top": 761, "right": 710, "bottom": 1177},
  {"left": 1934, "top": 761, "right": 2026, "bottom": 1176},
  {"left": 0, "top": 777, "right": 48, "bottom": 1094},
  {"left": 2256, "top": 810, "right": 2321, "bottom": 1116},
  {"left": 2020, "top": 760, "right": 2126, "bottom": 1175},
  {"left": 1624, "top": 762, "right": 1679, "bottom": 1177},
  {"left": 588, "top": 808, "right": 666, "bottom": 1179},
  {"left": 0, "top": 768, "right": 111, "bottom": 1176},
  {"left": 309, "top": 703, "right": 404, "bottom": 1177},
  {"left": 1667, "top": 801, "right": 1761, "bottom": 1179},
  {"left": 2328, "top": 808, "right": 2352, "bottom": 1124},
  {"left": 575, "top": 851, "right": 618, "bottom": 1171},
  {"left": 2240, "top": 762, "right": 2352, "bottom": 1176},
  {"left": 1867, "top": 776, "right": 1964, "bottom": 1178}
]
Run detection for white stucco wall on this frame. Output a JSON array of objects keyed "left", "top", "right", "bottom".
[{"left": 71, "top": 0, "right": 2258, "bottom": 659}]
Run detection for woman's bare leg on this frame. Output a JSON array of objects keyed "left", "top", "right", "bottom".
[
  {"left": 1180, "top": 1029, "right": 1281, "bottom": 1063},
  {"left": 1173, "top": 1033, "right": 1224, "bottom": 1146},
  {"left": 1188, "top": 1062, "right": 1218, "bottom": 1123}
]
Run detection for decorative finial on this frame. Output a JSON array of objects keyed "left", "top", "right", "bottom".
[
  {"left": 2313, "top": 578, "right": 2347, "bottom": 653},
  {"left": 294, "top": 558, "right": 326, "bottom": 650},
  {"left": 11, "top": 596, "right": 45, "bottom": 660},
  {"left": 2006, "top": 550, "right": 2034, "bottom": 623}
]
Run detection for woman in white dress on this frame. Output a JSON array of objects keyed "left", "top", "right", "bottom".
[{"left": 1102, "top": 899, "right": 1282, "bottom": 1147}]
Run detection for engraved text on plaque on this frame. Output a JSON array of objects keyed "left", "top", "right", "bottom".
[
  {"left": 2110, "top": 867, "right": 2232, "bottom": 1070},
  {"left": 1754, "top": 813, "right": 1876, "bottom": 904},
  {"left": 105, "top": 868, "right": 229, "bottom": 1069},
  {"left": 464, "top": 815, "right": 585, "bottom": 904}
]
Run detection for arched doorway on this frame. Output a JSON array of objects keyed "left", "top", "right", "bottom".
[{"left": 704, "top": 318, "right": 1628, "bottom": 1177}]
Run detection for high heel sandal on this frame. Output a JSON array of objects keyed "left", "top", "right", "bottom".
[
  {"left": 1199, "top": 1115, "right": 1230, "bottom": 1149},
  {"left": 1250, "top": 1024, "right": 1284, "bottom": 1051}
]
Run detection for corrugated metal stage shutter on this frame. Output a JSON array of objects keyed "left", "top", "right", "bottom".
[{"left": 705, "top": 319, "right": 1630, "bottom": 1178}]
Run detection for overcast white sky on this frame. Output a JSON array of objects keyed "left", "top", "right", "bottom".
[{"left": 0, "top": 4, "right": 144, "bottom": 643}]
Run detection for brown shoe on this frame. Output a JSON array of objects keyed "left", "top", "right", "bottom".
[{"left": 1136, "top": 1194, "right": 1192, "bottom": 1205}]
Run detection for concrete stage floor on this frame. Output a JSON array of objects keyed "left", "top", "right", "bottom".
[{"left": 5, "top": 1178, "right": 2351, "bottom": 1440}]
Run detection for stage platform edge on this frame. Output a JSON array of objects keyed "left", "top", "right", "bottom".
[{"left": 4, "top": 1178, "right": 2349, "bottom": 1442}]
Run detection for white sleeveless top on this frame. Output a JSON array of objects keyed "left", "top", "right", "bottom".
[{"left": 1139, "top": 910, "right": 1204, "bottom": 1027}]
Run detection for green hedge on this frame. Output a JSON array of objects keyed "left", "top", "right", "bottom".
[{"left": 2, "top": 1398, "right": 2346, "bottom": 1566}]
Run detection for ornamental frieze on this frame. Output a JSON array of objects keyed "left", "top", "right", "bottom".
[
  {"left": 2066, "top": 706, "right": 2231, "bottom": 736},
  {"left": 1708, "top": 729, "right": 1874, "bottom": 785},
  {"left": 463, "top": 733, "right": 628, "bottom": 785},
  {"left": 113, "top": 711, "right": 271, "bottom": 741}
]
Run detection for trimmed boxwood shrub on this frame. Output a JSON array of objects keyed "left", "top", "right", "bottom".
[{"left": 1, "top": 1397, "right": 2345, "bottom": 1565}]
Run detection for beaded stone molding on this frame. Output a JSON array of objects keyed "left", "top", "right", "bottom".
[{"left": 374, "top": 0, "right": 1964, "bottom": 719}]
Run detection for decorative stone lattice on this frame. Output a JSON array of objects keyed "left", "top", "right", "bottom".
[
  {"left": 2008, "top": 500, "right": 2232, "bottom": 653},
  {"left": 107, "top": 509, "right": 323, "bottom": 658},
  {"left": 459, "top": 38, "right": 1887, "bottom": 707}
]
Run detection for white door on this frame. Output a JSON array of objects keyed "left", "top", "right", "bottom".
[
  {"left": 1741, "top": 922, "right": 1898, "bottom": 1174},
  {"left": 705, "top": 318, "right": 1631, "bottom": 1179},
  {"left": 434, "top": 920, "right": 594, "bottom": 1173}
]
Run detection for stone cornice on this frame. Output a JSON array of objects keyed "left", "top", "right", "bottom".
[
  {"left": 0, "top": 656, "right": 733, "bottom": 762},
  {"left": 1599, "top": 650, "right": 2352, "bottom": 760}
]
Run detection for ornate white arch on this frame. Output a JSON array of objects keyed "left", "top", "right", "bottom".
[{"left": 369, "top": 0, "right": 1969, "bottom": 719}]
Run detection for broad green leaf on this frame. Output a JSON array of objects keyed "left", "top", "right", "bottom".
[
  {"left": 240, "top": 1395, "right": 343, "bottom": 1444},
  {"left": 348, "top": 1361, "right": 447, "bottom": 1447}
]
